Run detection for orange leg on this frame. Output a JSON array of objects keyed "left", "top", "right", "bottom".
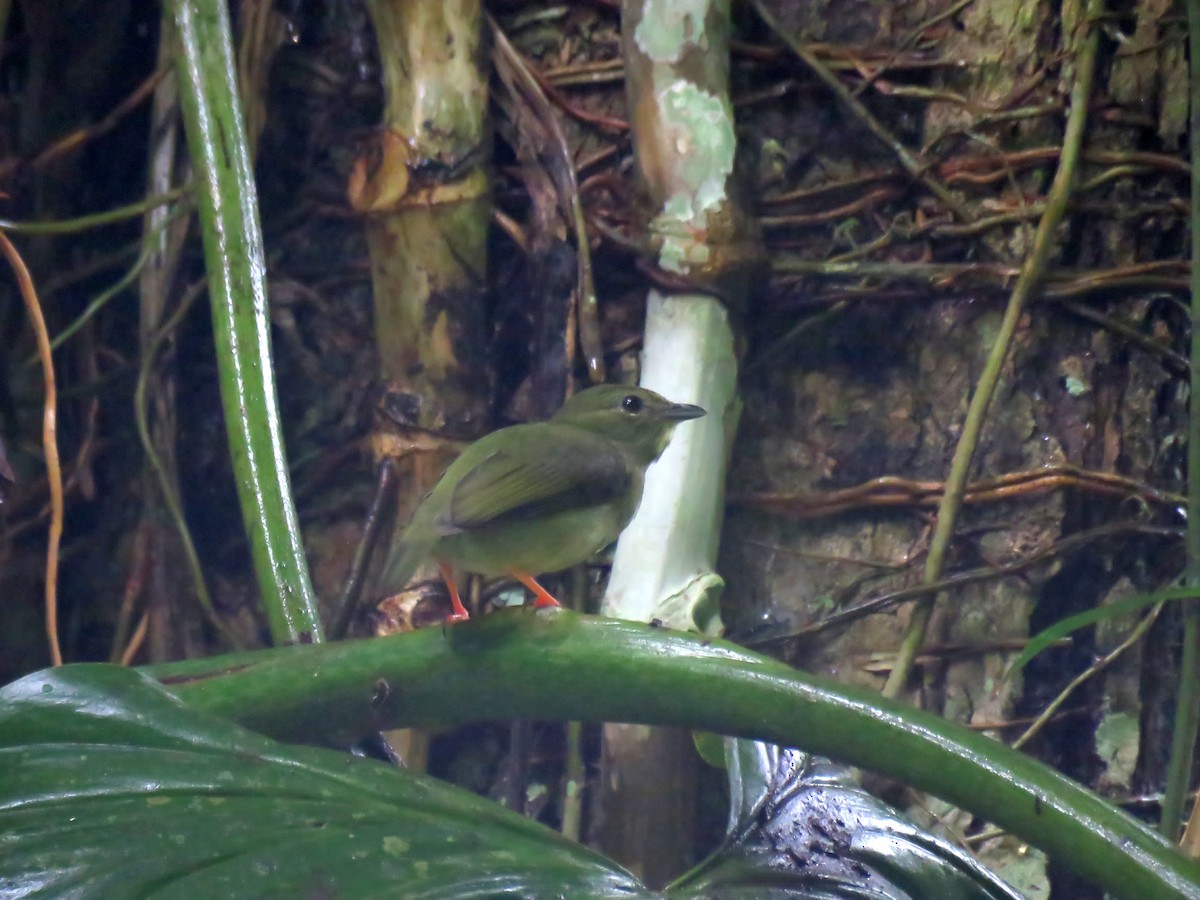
[
  {"left": 509, "top": 570, "right": 561, "bottom": 609},
  {"left": 437, "top": 560, "right": 471, "bottom": 622}
]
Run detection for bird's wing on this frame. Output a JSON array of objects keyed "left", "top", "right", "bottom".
[
  {"left": 440, "top": 426, "right": 630, "bottom": 534},
  {"left": 378, "top": 534, "right": 435, "bottom": 596}
]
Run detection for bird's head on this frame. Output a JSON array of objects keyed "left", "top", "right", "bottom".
[{"left": 551, "top": 384, "right": 705, "bottom": 464}]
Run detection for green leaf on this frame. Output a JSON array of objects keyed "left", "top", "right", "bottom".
[
  {"left": 0, "top": 665, "right": 1029, "bottom": 899},
  {"left": 1008, "top": 586, "right": 1196, "bottom": 676},
  {"left": 146, "top": 609, "right": 1200, "bottom": 900},
  {"left": 0, "top": 665, "right": 645, "bottom": 898},
  {"left": 676, "top": 740, "right": 1023, "bottom": 899}
]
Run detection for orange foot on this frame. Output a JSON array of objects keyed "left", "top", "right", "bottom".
[
  {"left": 509, "top": 570, "right": 562, "bottom": 609},
  {"left": 437, "top": 560, "right": 470, "bottom": 622}
]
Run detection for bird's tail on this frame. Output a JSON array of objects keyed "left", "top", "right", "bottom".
[{"left": 377, "top": 534, "right": 435, "bottom": 597}]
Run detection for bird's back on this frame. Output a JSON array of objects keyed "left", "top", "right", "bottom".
[{"left": 380, "top": 421, "right": 641, "bottom": 588}]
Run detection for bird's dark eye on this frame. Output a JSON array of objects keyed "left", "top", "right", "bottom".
[{"left": 621, "top": 394, "right": 644, "bottom": 414}]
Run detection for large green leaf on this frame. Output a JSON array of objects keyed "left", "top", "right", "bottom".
[
  {"left": 1, "top": 665, "right": 1039, "bottom": 899},
  {"left": 7, "top": 614, "right": 1200, "bottom": 898},
  {"left": 147, "top": 609, "right": 1200, "bottom": 900},
  {"left": 674, "top": 740, "right": 1023, "bottom": 899},
  {"left": 0, "top": 664, "right": 644, "bottom": 898}
]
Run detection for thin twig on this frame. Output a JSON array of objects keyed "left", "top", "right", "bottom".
[
  {"left": 1013, "top": 603, "right": 1163, "bottom": 751},
  {"left": 752, "top": 0, "right": 972, "bottom": 224},
  {"left": 0, "top": 67, "right": 170, "bottom": 182},
  {"left": 730, "top": 466, "right": 1186, "bottom": 519},
  {"left": 110, "top": 521, "right": 153, "bottom": 663},
  {"left": 754, "top": 523, "right": 1182, "bottom": 642},
  {"left": 331, "top": 459, "right": 396, "bottom": 640},
  {"left": 562, "top": 719, "right": 585, "bottom": 840},
  {"left": 40, "top": 240, "right": 141, "bottom": 297},
  {"left": 561, "top": 566, "right": 589, "bottom": 841},
  {"left": 770, "top": 257, "right": 1188, "bottom": 299},
  {"left": 848, "top": 0, "right": 975, "bottom": 98},
  {"left": 119, "top": 611, "right": 151, "bottom": 667},
  {"left": 0, "top": 186, "right": 191, "bottom": 234},
  {"left": 1057, "top": 299, "right": 1189, "bottom": 375},
  {"left": 135, "top": 278, "right": 245, "bottom": 649},
  {"left": 32, "top": 201, "right": 193, "bottom": 360},
  {"left": 883, "top": 0, "right": 1103, "bottom": 699},
  {"left": 0, "top": 230, "right": 64, "bottom": 666},
  {"left": 490, "top": 14, "right": 606, "bottom": 383}
]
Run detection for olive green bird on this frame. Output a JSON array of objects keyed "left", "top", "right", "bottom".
[{"left": 379, "top": 384, "right": 705, "bottom": 621}]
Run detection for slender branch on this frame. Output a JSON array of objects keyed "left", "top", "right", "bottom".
[
  {"left": 331, "top": 460, "right": 396, "bottom": 640},
  {"left": 731, "top": 465, "right": 1185, "bottom": 519},
  {"left": 1163, "top": 0, "right": 1200, "bottom": 844},
  {"left": 757, "top": 522, "right": 1182, "bottom": 642},
  {"left": 135, "top": 279, "right": 244, "bottom": 649},
  {"left": 35, "top": 202, "right": 193, "bottom": 359},
  {"left": 490, "top": 15, "right": 605, "bottom": 382},
  {"left": 0, "top": 187, "right": 191, "bottom": 234},
  {"left": 110, "top": 522, "right": 153, "bottom": 663},
  {"left": 883, "top": 0, "right": 1103, "bottom": 699},
  {"left": 1014, "top": 603, "right": 1163, "bottom": 751},
  {"left": 119, "top": 611, "right": 151, "bottom": 666},
  {"left": 752, "top": 0, "right": 972, "bottom": 223},
  {"left": 0, "top": 231, "right": 63, "bottom": 666},
  {"left": 0, "top": 67, "right": 169, "bottom": 181}
]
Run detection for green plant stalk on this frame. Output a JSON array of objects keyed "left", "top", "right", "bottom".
[
  {"left": 561, "top": 720, "right": 584, "bottom": 841},
  {"left": 602, "top": 293, "right": 737, "bottom": 632},
  {"left": 361, "top": 0, "right": 492, "bottom": 600},
  {"left": 166, "top": 0, "right": 322, "bottom": 644},
  {"left": 362, "top": 0, "right": 491, "bottom": 420},
  {"left": 604, "top": 0, "right": 748, "bottom": 878},
  {"left": 147, "top": 610, "right": 1200, "bottom": 899},
  {"left": 1161, "top": 0, "right": 1200, "bottom": 841},
  {"left": 883, "top": 0, "right": 1102, "bottom": 698}
]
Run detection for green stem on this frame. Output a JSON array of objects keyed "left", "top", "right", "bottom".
[
  {"left": 40, "top": 202, "right": 193, "bottom": 358},
  {"left": 561, "top": 720, "right": 584, "bottom": 841},
  {"left": 166, "top": 0, "right": 323, "bottom": 644},
  {"left": 1161, "top": 0, "right": 1200, "bottom": 840},
  {"left": 0, "top": 187, "right": 190, "bottom": 234},
  {"left": 883, "top": 0, "right": 1102, "bottom": 698},
  {"left": 148, "top": 610, "right": 1200, "bottom": 900},
  {"left": 134, "top": 279, "right": 243, "bottom": 650}
]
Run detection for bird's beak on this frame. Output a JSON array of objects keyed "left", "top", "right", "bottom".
[{"left": 662, "top": 403, "right": 706, "bottom": 421}]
